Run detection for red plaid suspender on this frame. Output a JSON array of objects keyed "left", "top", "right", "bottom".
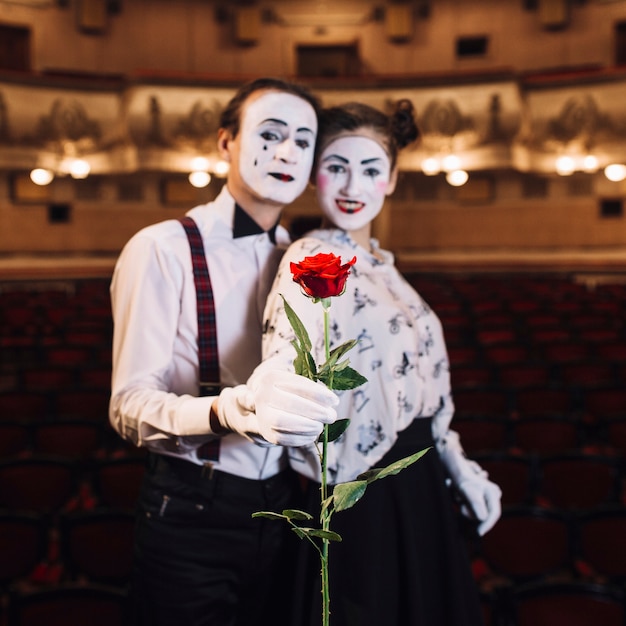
[{"left": 179, "top": 216, "right": 221, "bottom": 461}]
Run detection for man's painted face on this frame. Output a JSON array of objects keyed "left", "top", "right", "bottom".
[
  {"left": 238, "top": 91, "right": 317, "bottom": 205},
  {"left": 315, "top": 135, "right": 394, "bottom": 232}
]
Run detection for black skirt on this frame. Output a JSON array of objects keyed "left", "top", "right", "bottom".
[{"left": 289, "top": 418, "right": 485, "bottom": 626}]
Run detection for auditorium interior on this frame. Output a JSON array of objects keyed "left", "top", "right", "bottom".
[{"left": 1, "top": 1, "right": 626, "bottom": 624}]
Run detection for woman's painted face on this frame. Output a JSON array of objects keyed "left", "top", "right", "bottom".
[
  {"left": 237, "top": 91, "right": 318, "bottom": 205},
  {"left": 315, "top": 135, "right": 394, "bottom": 232}
]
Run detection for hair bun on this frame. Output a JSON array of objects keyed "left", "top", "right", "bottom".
[{"left": 391, "top": 99, "right": 419, "bottom": 149}]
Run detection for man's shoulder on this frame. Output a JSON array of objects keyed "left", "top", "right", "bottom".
[
  {"left": 129, "top": 217, "right": 189, "bottom": 246},
  {"left": 125, "top": 187, "right": 232, "bottom": 251},
  {"left": 131, "top": 197, "right": 219, "bottom": 241}
]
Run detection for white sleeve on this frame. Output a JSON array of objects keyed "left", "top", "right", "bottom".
[{"left": 109, "top": 233, "right": 216, "bottom": 453}]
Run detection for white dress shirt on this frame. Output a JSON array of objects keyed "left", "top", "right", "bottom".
[{"left": 109, "top": 185, "right": 290, "bottom": 480}]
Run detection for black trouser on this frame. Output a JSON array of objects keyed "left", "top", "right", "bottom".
[{"left": 129, "top": 453, "right": 300, "bottom": 626}]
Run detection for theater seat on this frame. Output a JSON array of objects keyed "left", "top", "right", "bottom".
[
  {"left": 0, "top": 457, "right": 76, "bottom": 514},
  {"left": 472, "top": 452, "right": 537, "bottom": 507},
  {"left": 537, "top": 453, "right": 621, "bottom": 511},
  {"left": 507, "top": 580, "right": 625, "bottom": 626},
  {"left": 511, "top": 416, "right": 581, "bottom": 455},
  {"left": 575, "top": 506, "right": 626, "bottom": 582},
  {"left": 478, "top": 506, "right": 572, "bottom": 583},
  {"left": 7, "top": 583, "right": 128, "bottom": 626},
  {"left": 59, "top": 509, "right": 135, "bottom": 587},
  {"left": 91, "top": 457, "right": 145, "bottom": 510},
  {"left": 0, "top": 511, "right": 48, "bottom": 589}
]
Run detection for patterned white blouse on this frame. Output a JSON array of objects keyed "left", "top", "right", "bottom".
[{"left": 259, "top": 228, "right": 456, "bottom": 484}]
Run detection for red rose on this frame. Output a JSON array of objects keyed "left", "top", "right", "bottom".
[{"left": 290, "top": 253, "right": 357, "bottom": 300}]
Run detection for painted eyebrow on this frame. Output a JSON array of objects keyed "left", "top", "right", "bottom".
[
  {"left": 321, "top": 154, "right": 383, "bottom": 165},
  {"left": 261, "top": 118, "right": 287, "bottom": 127},
  {"left": 260, "top": 118, "right": 315, "bottom": 134},
  {"left": 322, "top": 154, "right": 349, "bottom": 164}
]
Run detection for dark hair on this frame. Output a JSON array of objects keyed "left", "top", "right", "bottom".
[
  {"left": 219, "top": 77, "right": 321, "bottom": 138},
  {"left": 315, "top": 99, "right": 419, "bottom": 171}
]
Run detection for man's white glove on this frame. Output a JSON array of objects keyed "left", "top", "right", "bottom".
[
  {"left": 437, "top": 430, "right": 502, "bottom": 536},
  {"left": 216, "top": 369, "right": 338, "bottom": 447}
]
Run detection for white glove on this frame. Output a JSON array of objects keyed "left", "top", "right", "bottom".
[
  {"left": 437, "top": 430, "right": 502, "bottom": 536},
  {"left": 216, "top": 369, "right": 338, "bottom": 447}
]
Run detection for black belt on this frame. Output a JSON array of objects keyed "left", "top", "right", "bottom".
[{"left": 147, "top": 452, "right": 293, "bottom": 492}]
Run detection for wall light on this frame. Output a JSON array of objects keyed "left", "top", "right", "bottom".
[
  {"left": 421, "top": 157, "right": 441, "bottom": 176},
  {"left": 555, "top": 153, "right": 600, "bottom": 176},
  {"left": 446, "top": 170, "right": 469, "bottom": 186},
  {"left": 582, "top": 154, "right": 599, "bottom": 173},
  {"left": 604, "top": 163, "right": 626, "bottom": 182},
  {"left": 442, "top": 154, "right": 461, "bottom": 172},
  {"left": 213, "top": 160, "right": 230, "bottom": 177},
  {"left": 189, "top": 171, "right": 211, "bottom": 188},
  {"left": 30, "top": 168, "right": 54, "bottom": 186},
  {"left": 69, "top": 159, "right": 91, "bottom": 179},
  {"left": 189, "top": 155, "right": 213, "bottom": 188},
  {"left": 190, "top": 156, "right": 211, "bottom": 171},
  {"left": 555, "top": 155, "right": 575, "bottom": 176}
]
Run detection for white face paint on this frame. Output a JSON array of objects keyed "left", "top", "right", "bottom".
[
  {"left": 315, "top": 135, "right": 394, "bottom": 233},
  {"left": 237, "top": 91, "right": 317, "bottom": 205}
]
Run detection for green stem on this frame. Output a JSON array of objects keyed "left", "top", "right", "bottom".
[
  {"left": 321, "top": 305, "right": 331, "bottom": 626},
  {"left": 321, "top": 542, "right": 330, "bottom": 626},
  {"left": 323, "top": 304, "right": 331, "bottom": 365},
  {"left": 321, "top": 305, "right": 331, "bottom": 507}
]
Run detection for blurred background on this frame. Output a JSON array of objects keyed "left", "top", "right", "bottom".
[{"left": 0, "top": 2, "right": 626, "bottom": 625}]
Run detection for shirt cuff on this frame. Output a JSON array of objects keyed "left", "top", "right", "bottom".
[{"left": 177, "top": 395, "right": 216, "bottom": 436}]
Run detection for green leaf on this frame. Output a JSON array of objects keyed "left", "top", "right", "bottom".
[
  {"left": 291, "top": 340, "right": 317, "bottom": 380},
  {"left": 281, "top": 295, "right": 312, "bottom": 353},
  {"left": 332, "top": 359, "right": 351, "bottom": 372},
  {"left": 317, "top": 340, "right": 358, "bottom": 380},
  {"left": 321, "top": 495, "right": 334, "bottom": 518},
  {"left": 291, "top": 342, "right": 309, "bottom": 378},
  {"left": 320, "top": 418, "right": 350, "bottom": 443},
  {"left": 305, "top": 352, "right": 318, "bottom": 379},
  {"left": 252, "top": 511, "right": 289, "bottom": 521},
  {"left": 291, "top": 527, "right": 343, "bottom": 542},
  {"left": 356, "top": 447, "right": 432, "bottom": 484},
  {"left": 352, "top": 468, "right": 381, "bottom": 483},
  {"left": 291, "top": 526, "right": 310, "bottom": 540},
  {"left": 329, "top": 339, "right": 358, "bottom": 362},
  {"left": 332, "top": 480, "right": 368, "bottom": 512},
  {"left": 320, "top": 366, "right": 367, "bottom": 391},
  {"left": 282, "top": 509, "right": 314, "bottom": 521},
  {"left": 317, "top": 358, "right": 349, "bottom": 381},
  {"left": 322, "top": 341, "right": 357, "bottom": 372},
  {"left": 306, "top": 528, "right": 343, "bottom": 542}
]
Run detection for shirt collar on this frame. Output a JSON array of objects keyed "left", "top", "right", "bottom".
[
  {"left": 308, "top": 227, "right": 395, "bottom": 266},
  {"left": 233, "top": 203, "right": 278, "bottom": 244}
]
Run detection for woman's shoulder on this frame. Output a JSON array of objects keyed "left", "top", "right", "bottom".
[{"left": 285, "top": 230, "right": 349, "bottom": 258}]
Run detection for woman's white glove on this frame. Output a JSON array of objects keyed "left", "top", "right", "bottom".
[
  {"left": 216, "top": 369, "right": 338, "bottom": 447},
  {"left": 437, "top": 430, "right": 502, "bottom": 536}
]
